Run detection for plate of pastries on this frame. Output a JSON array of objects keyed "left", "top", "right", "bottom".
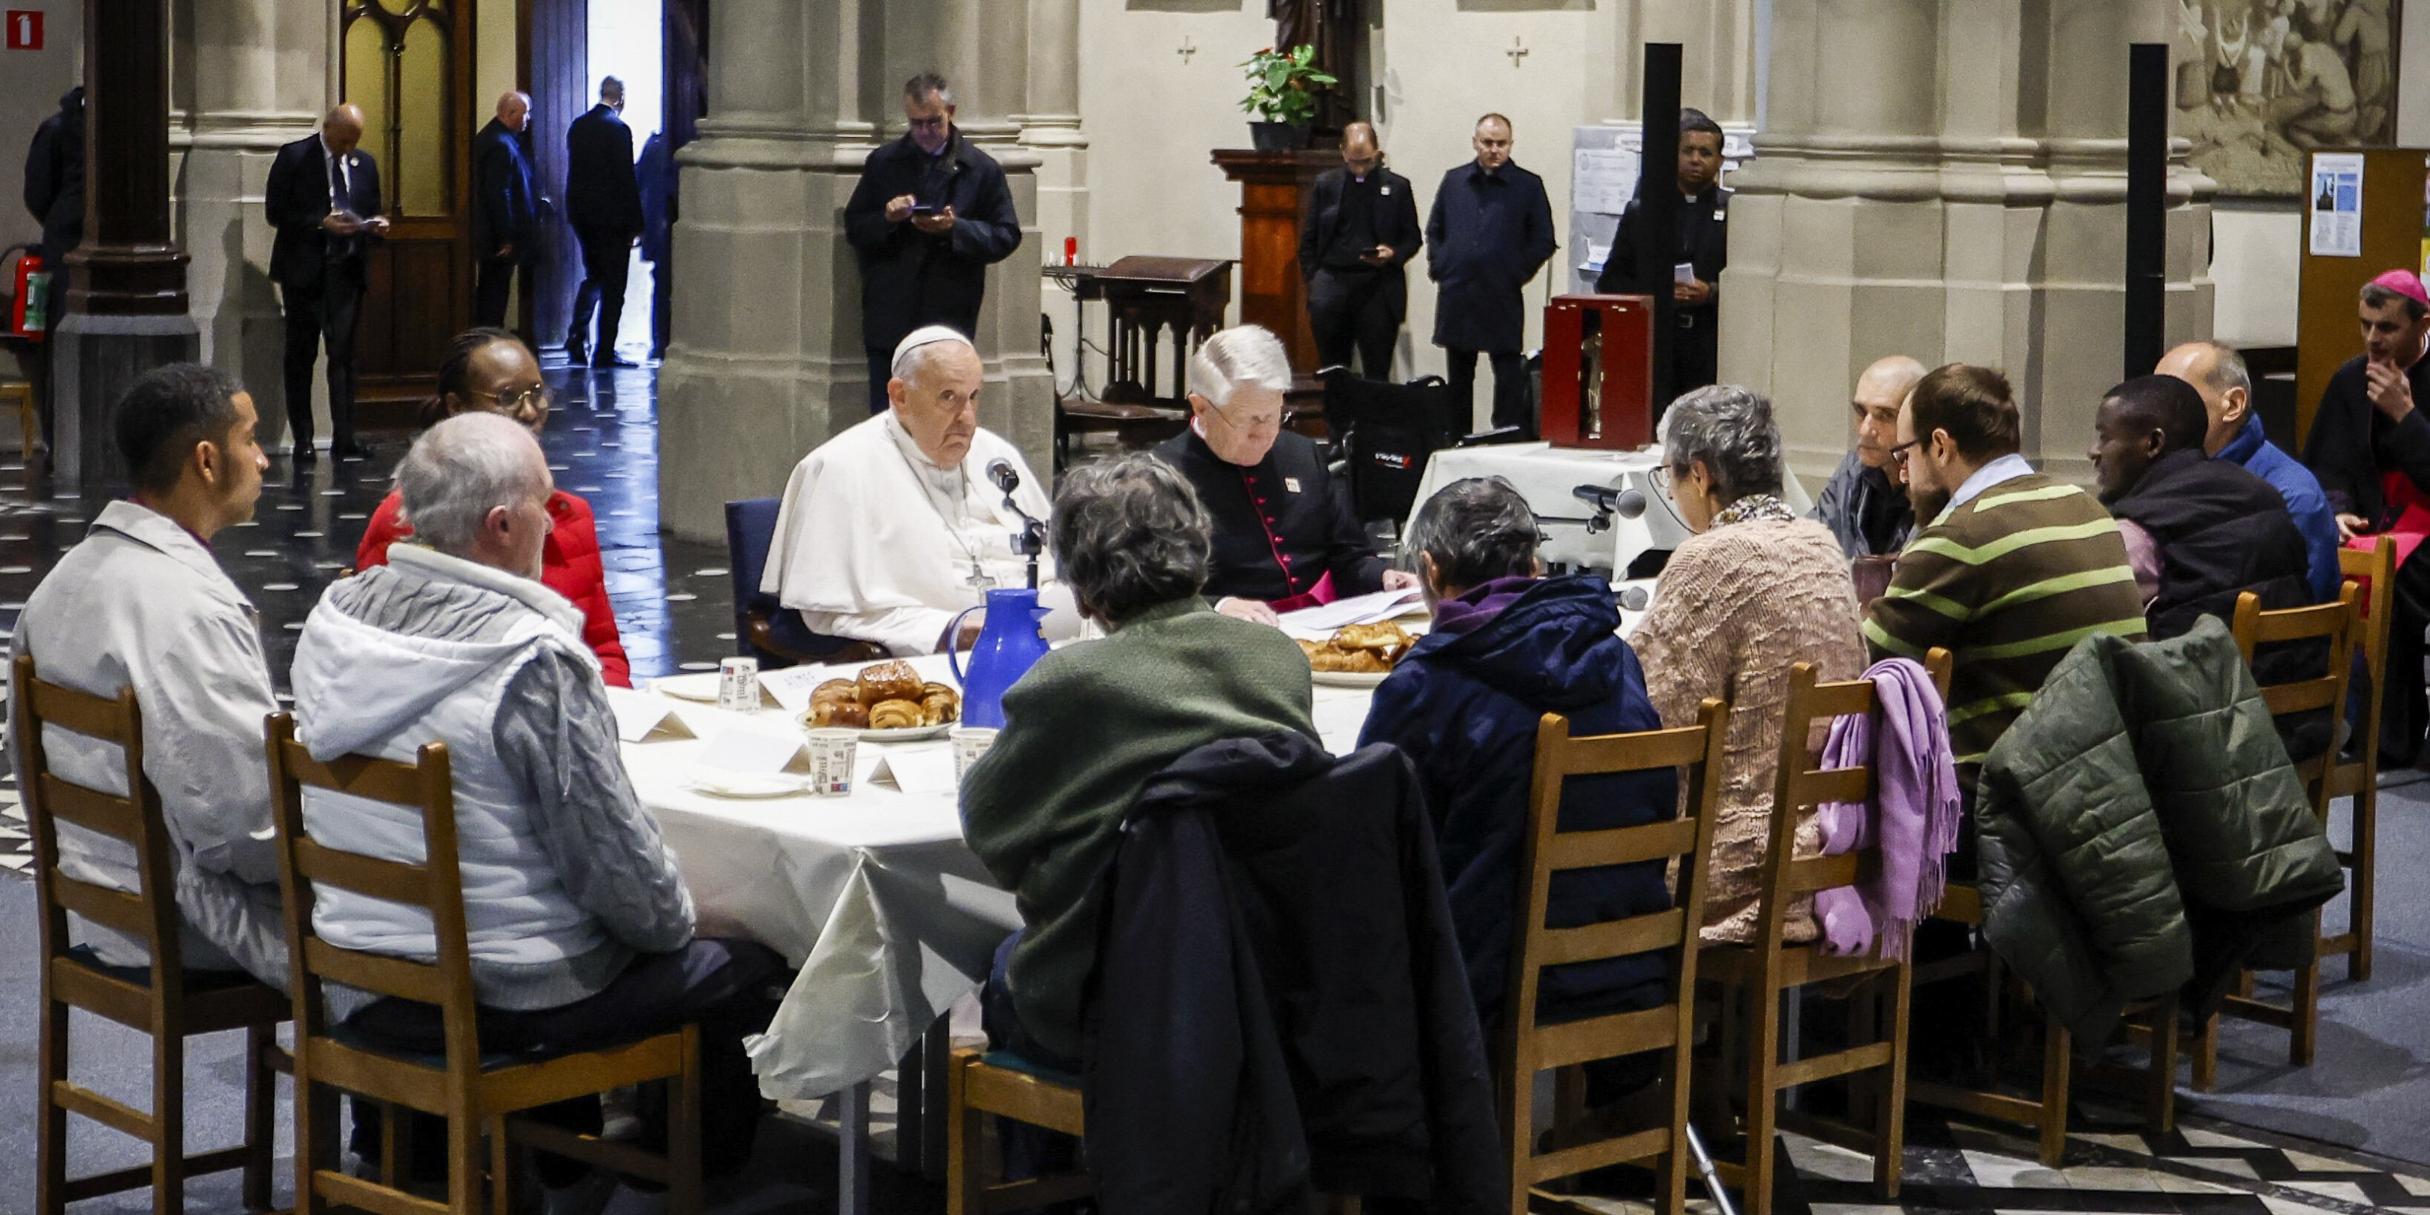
[
  {"left": 802, "top": 660, "right": 961, "bottom": 739},
  {"left": 1297, "top": 622, "right": 1417, "bottom": 687}
]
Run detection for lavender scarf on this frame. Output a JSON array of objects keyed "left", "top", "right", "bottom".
[{"left": 1813, "top": 657, "right": 1961, "bottom": 960}]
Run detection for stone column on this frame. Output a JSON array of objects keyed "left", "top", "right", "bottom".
[
  {"left": 171, "top": 0, "right": 327, "bottom": 453},
  {"left": 1019, "top": 0, "right": 1087, "bottom": 386},
  {"left": 1592, "top": 0, "right": 1761, "bottom": 126},
  {"left": 655, "top": 0, "right": 1051, "bottom": 543},
  {"left": 56, "top": 0, "right": 196, "bottom": 494},
  {"left": 1722, "top": 0, "right": 2211, "bottom": 483}
]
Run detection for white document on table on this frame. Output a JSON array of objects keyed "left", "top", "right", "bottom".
[
  {"left": 758, "top": 665, "right": 838, "bottom": 717},
  {"left": 1277, "top": 587, "right": 1425, "bottom": 633},
  {"left": 866, "top": 748, "right": 959, "bottom": 796},
  {"left": 697, "top": 727, "right": 815, "bottom": 775},
  {"left": 606, "top": 687, "right": 698, "bottom": 743}
]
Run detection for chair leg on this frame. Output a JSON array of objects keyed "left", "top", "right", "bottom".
[
  {"left": 37, "top": 994, "right": 68, "bottom": 1215},
  {"left": 1657, "top": 1049, "right": 1693, "bottom": 1215},
  {"left": 154, "top": 1028, "right": 186, "bottom": 1215},
  {"left": 447, "top": 1105, "right": 482, "bottom": 1215},
  {"left": 2146, "top": 997, "right": 2179, "bottom": 1135},
  {"left": 2290, "top": 954, "right": 2322, "bottom": 1067},
  {"left": 2190, "top": 1011, "right": 2221, "bottom": 1093},
  {"left": 1741, "top": 985, "right": 1782, "bottom": 1215},
  {"left": 947, "top": 1055, "right": 984, "bottom": 1215},
  {"left": 488, "top": 1119, "right": 513, "bottom": 1215},
  {"left": 381, "top": 1100, "right": 405, "bottom": 1187},
  {"left": 242, "top": 1025, "right": 275, "bottom": 1211},
  {"left": 1874, "top": 969, "right": 1912, "bottom": 1200},
  {"left": 2037, "top": 1017, "right": 2070, "bottom": 1169},
  {"left": 296, "top": 1078, "right": 342, "bottom": 1215},
  {"left": 670, "top": 1026, "right": 705, "bottom": 1215},
  {"left": 2352, "top": 787, "right": 2377, "bottom": 983}
]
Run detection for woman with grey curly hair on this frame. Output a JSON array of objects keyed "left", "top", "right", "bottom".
[
  {"left": 961, "top": 452, "right": 1316, "bottom": 1068},
  {"left": 1632, "top": 384, "right": 1866, "bottom": 945}
]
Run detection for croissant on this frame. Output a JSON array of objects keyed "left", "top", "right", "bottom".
[
  {"left": 856, "top": 660, "right": 924, "bottom": 706},
  {"left": 1310, "top": 647, "right": 1389, "bottom": 673},
  {"left": 811, "top": 678, "right": 857, "bottom": 706},
  {"left": 1333, "top": 623, "right": 1414, "bottom": 652},
  {"left": 868, "top": 698, "right": 924, "bottom": 730},
  {"left": 809, "top": 698, "right": 869, "bottom": 728},
  {"left": 919, "top": 682, "right": 960, "bottom": 726}
]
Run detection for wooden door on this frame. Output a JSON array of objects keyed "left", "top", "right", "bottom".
[
  {"left": 521, "top": 0, "right": 587, "bottom": 350},
  {"left": 342, "top": 0, "right": 477, "bottom": 414}
]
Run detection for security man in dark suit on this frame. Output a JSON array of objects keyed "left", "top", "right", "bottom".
[
  {"left": 1299, "top": 121, "right": 1422, "bottom": 380},
  {"left": 1426, "top": 113, "right": 1556, "bottom": 434},
  {"left": 20, "top": 85, "right": 83, "bottom": 444},
  {"left": 472, "top": 90, "right": 541, "bottom": 329},
  {"left": 565, "top": 76, "right": 644, "bottom": 368},
  {"left": 1597, "top": 108, "right": 1730, "bottom": 395},
  {"left": 842, "top": 71, "right": 1024, "bottom": 413},
  {"left": 265, "top": 103, "right": 387, "bottom": 461}
]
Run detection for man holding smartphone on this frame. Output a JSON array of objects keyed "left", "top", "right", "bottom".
[
  {"left": 1299, "top": 122, "right": 1422, "bottom": 380},
  {"left": 843, "top": 72, "right": 1025, "bottom": 413}
]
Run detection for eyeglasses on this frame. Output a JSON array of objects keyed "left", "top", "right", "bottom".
[
  {"left": 472, "top": 383, "right": 553, "bottom": 427},
  {"left": 1650, "top": 464, "right": 1677, "bottom": 497},
  {"left": 1886, "top": 438, "right": 1920, "bottom": 466}
]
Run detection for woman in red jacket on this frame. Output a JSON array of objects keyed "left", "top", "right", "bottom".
[{"left": 353, "top": 327, "right": 632, "bottom": 686}]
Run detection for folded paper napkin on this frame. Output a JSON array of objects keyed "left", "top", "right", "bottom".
[{"left": 1813, "top": 657, "right": 1961, "bottom": 960}]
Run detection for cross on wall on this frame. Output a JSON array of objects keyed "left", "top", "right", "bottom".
[
  {"left": 1178, "top": 35, "right": 1197, "bottom": 65},
  {"left": 1505, "top": 36, "right": 1528, "bottom": 66}
]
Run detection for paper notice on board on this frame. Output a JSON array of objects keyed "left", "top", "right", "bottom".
[
  {"left": 2310, "top": 152, "right": 2365, "bottom": 258},
  {"left": 1574, "top": 147, "right": 1640, "bottom": 216}
]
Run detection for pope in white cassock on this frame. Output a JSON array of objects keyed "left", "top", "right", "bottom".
[{"left": 763, "top": 326, "right": 1079, "bottom": 656}]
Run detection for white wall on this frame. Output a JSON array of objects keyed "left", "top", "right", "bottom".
[{"left": 1, "top": 2, "right": 81, "bottom": 260}]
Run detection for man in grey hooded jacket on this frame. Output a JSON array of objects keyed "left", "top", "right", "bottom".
[{"left": 290, "top": 412, "right": 779, "bottom": 1188}]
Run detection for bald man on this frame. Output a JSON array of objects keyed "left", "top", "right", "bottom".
[
  {"left": 1299, "top": 121, "right": 1422, "bottom": 379},
  {"left": 267, "top": 104, "right": 388, "bottom": 462},
  {"left": 473, "top": 91, "right": 541, "bottom": 328},
  {"left": 2156, "top": 340, "right": 2340, "bottom": 602},
  {"left": 1810, "top": 354, "right": 1926, "bottom": 558}
]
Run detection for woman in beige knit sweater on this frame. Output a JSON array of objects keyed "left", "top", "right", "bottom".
[{"left": 1632, "top": 385, "right": 1867, "bottom": 945}]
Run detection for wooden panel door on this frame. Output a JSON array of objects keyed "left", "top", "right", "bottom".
[
  {"left": 342, "top": 0, "right": 477, "bottom": 414},
  {"left": 522, "top": 0, "right": 587, "bottom": 350}
]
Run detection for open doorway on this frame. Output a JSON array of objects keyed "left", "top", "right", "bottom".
[
  {"left": 588, "top": 3, "right": 661, "bottom": 364},
  {"left": 520, "top": 0, "right": 667, "bottom": 366}
]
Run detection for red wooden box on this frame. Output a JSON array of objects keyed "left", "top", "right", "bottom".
[{"left": 1539, "top": 293, "right": 1655, "bottom": 450}]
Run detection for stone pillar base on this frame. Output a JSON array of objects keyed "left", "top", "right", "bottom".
[{"left": 53, "top": 313, "right": 202, "bottom": 495}]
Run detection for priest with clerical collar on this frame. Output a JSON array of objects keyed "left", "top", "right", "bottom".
[
  {"left": 1152, "top": 325, "right": 1420, "bottom": 625},
  {"left": 762, "top": 326, "right": 1076, "bottom": 655}
]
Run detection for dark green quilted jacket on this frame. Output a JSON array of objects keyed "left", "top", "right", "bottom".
[{"left": 1975, "top": 617, "right": 2345, "bottom": 1042}]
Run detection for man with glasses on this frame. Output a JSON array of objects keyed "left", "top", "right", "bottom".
[
  {"left": 843, "top": 71, "right": 1024, "bottom": 413},
  {"left": 1300, "top": 121, "right": 1422, "bottom": 379},
  {"left": 1152, "top": 325, "right": 1418, "bottom": 624},
  {"left": 1810, "top": 354, "right": 1925, "bottom": 558}
]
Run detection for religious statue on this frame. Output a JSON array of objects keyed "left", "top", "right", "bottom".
[{"left": 1271, "top": 0, "right": 1360, "bottom": 133}]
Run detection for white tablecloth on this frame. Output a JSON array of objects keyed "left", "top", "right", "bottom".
[{"left": 625, "top": 652, "right": 1383, "bottom": 1101}]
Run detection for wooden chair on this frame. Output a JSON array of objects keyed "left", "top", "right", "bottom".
[
  {"left": 1499, "top": 699, "right": 1731, "bottom": 1214},
  {"left": 2190, "top": 585, "right": 2361, "bottom": 1082},
  {"left": 263, "top": 713, "right": 704, "bottom": 1214},
  {"left": 14, "top": 653, "right": 289, "bottom": 1215},
  {"left": 2326, "top": 539, "right": 2394, "bottom": 984},
  {"left": 1699, "top": 652, "right": 1949, "bottom": 1215}
]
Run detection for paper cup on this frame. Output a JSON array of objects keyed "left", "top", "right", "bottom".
[
  {"left": 806, "top": 728, "right": 859, "bottom": 796},
  {"left": 950, "top": 727, "right": 1000, "bottom": 782}
]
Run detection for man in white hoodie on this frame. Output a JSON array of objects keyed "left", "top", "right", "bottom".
[
  {"left": 290, "top": 412, "right": 780, "bottom": 1191},
  {"left": 11, "top": 363, "right": 287, "bottom": 990}
]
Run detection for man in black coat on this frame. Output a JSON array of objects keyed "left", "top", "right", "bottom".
[
  {"left": 1426, "top": 113, "right": 1555, "bottom": 435},
  {"left": 564, "top": 77, "right": 644, "bottom": 368},
  {"left": 843, "top": 72, "right": 1023, "bottom": 413},
  {"left": 1298, "top": 121, "right": 1421, "bottom": 380},
  {"left": 472, "top": 90, "right": 540, "bottom": 329},
  {"left": 1596, "top": 107, "right": 1730, "bottom": 396},
  {"left": 20, "top": 85, "right": 83, "bottom": 443},
  {"left": 265, "top": 104, "right": 387, "bottom": 461}
]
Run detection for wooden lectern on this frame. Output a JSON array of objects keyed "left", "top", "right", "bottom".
[
  {"left": 1211, "top": 149, "right": 1337, "bottom": 374},
  {"left": 2297, "top": 148, "right": 2430, "bottom": 443}
]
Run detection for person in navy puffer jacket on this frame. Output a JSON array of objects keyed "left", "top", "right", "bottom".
[{"left": 1357, "top": 476, "right": 1678, "bottom": 1060}]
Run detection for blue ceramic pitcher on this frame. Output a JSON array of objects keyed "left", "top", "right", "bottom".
[{"left": 945, "top": 587, "right": 1052, "bottom": 728}]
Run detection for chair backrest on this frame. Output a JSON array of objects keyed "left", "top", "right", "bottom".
[
  {"left": 263, "top": 713, "right": 482, "bottom": 1065},
  {"left": 1753, "top": 649, "right": 1955, "bottom": 949},
  {"left": 11, "top": 653, "right": 185, "bottom": 980},
  {"left": 2337, "top": 538, "right": 2396, "bottom": 768},
  {"left": 724, "top": 496, "right": 874, "bottom": 667},
  {"left": 1502, "top": 700, "right": 1729, "bottom": 1122},
  {"left": 2231, "top": 585, "right": 2360, "bottom": 815}
]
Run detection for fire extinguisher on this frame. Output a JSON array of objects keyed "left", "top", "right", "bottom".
[{"left": 6, "top": 245, "right": 48, "bottom": 342}]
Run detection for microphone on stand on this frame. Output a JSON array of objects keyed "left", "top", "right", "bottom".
[
  {"left": 1573, "top": 484, "right": 1647, "bottom": 534},
  {"left": 986, "top": 458, "right": 1021, "bottom": 496},
  {"left": 987, "top": 458, "right": 1046, "bottom": 590}
]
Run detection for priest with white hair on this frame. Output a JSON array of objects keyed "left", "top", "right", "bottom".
[{"left": 763, "top": 326, "right": 1075, "bottom": 655}]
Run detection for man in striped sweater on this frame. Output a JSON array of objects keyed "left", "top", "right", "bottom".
[{"left": 1863, "top": 364, "right": 2149, "bottom": 783}]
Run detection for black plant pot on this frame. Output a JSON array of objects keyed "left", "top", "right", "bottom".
[{"left": 1249, "top": 120, "right": 1311, "bottom": 152}]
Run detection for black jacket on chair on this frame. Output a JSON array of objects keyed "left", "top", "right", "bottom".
[
  {"left": 842, "top": 129, "right": 1023, "bottom": 353},
  {"left": 265, "top": 134, "right": 384, "bottom": 288},
  {"left": 472, "top": 118, "right": 540, "bottom": 262},
  {"left": 1085, "top": 732, "right": 1504, "bottom": 1215},
  {"left": 565, "top": 103, "right": 643, "bottom": 237}
]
